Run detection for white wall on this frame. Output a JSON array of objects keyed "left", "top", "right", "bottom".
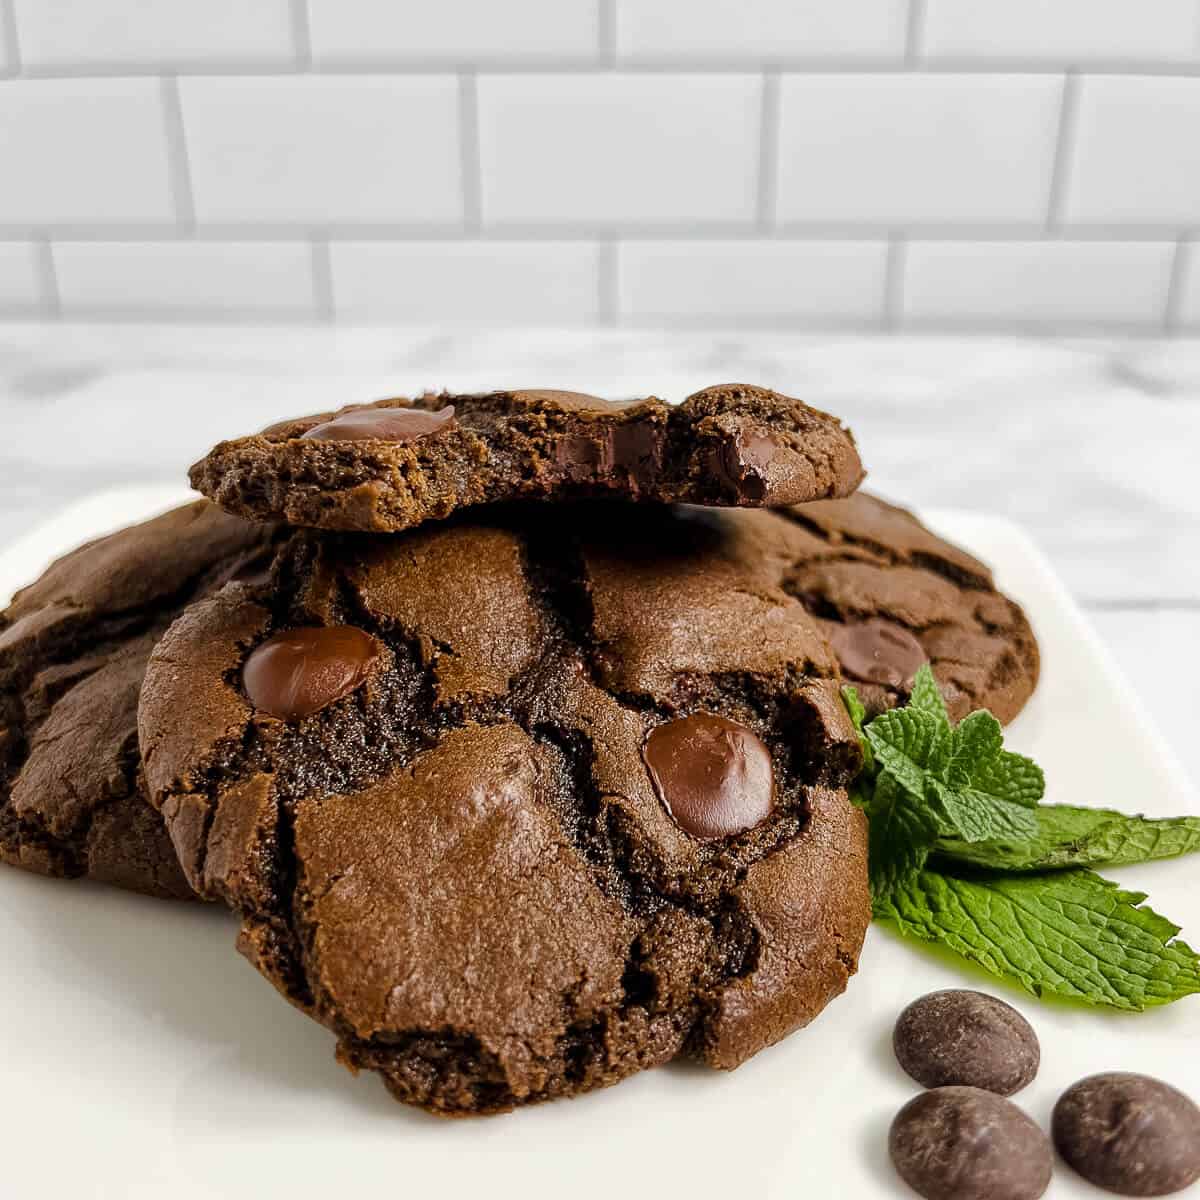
[{"left": 1, "top": 0, "right": 1199, "bottom": 330}]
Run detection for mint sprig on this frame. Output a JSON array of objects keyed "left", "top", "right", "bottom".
[
  {"left": 876, "top": 868, "right": 1200, "bottom": 1010},
  {"left": 846, "top": 665, "right": 1200, "bottom": 1010}
]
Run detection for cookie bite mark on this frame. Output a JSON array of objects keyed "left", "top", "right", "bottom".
[
  {"left": 243, "top": 626, "right": 382, "bottom": 721},
  {"left": 643, "top": 713, "right": 775, "bottom": 840},
  {"left": 188, "top": 384, "right": 864, "bottom": 534},
  {"left": 301, "top": 405, "right": 457, "bottom": 443}
]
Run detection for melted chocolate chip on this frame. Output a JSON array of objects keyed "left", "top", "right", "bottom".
[
  {"left": 714, "top": 430, "right": 783, "bottom": 502},
  {"left": 243, "top": 625, "right": 380, "bottom": 721},
  {"left": 642, "top": 712, "right": 775, "bottom": 839},
  {"left": 828, "top": 618, "right": 927, "bottom": 689},
  {"left": 552, "top": 422, "right": 665, "bottom": 489},
  {"left": 301, "top": 405, "right": 457, "bottom": 443}
]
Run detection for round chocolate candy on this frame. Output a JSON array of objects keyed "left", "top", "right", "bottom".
[
  {"left": 642, "top": 712, "right": 774, "bottom": 839},
  {"left": 889, "top": 1086, "right": 1053, "bottom": 1200},
  {"left": 243, "top": 625, "right": 380, "bottom": 721},
  {"left": 1053, "top": 1073, "right": 1200, "bottom": 1196},
  {"left": 827, "top": 618, "right": 926, "bottom": 689},
  {"left": 894, "top": 990, "right": 1040, "bottom": 1096},
  {"left": 301, "top": 404, "right": 456, "bottom": 442}
]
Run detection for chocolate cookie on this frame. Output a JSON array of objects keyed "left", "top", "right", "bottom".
[
  {"left": 189, "top": 384, "right": 865, "bottom": 533},
  {"left": 0, "top": 501, "right": 273, "bottom": 897},
  {"left": 139, "top": 502, "right": 870, "bottom": 1114},
  {"left": 778, "top": 492, "right": 1039, "bottom": 724}
]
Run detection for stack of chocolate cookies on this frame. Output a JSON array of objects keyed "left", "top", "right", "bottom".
[{"left": 0, "top": 385, "right": 1039, "bottom": 1116}]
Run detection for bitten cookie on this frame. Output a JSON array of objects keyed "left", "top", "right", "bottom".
[
  {"left": 779, "top": 492, "right": 1039, "bottom": 725},
  {"left": 0, "top": 501, "right": 273, "bottom": 897},
  {"left": 189, "top": 384, "right": 865, "bottom": 533},
  {"left": 139, "top": 502, "right": 870, "bottom": 1114}
]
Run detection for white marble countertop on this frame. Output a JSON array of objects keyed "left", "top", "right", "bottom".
[{"left": 1, "top": 322, "right": 1197, "bottom": 784}]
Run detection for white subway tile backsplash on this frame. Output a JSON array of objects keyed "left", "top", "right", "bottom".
[
  {"left": 777, "top": 75, "right": 1062, "bottom": 225},
  {"left": 1180, "top": 243, "right": 1200, "bottom": 329},
  {"left": 0, "top": 8, "right": 13, "bottom": 74},
  {"left": 331, "top": 241, "right": 599, "bottom": 322},
  {"left": 478, "top": 74, "right": 761, "bottom": 225},
  {"left": 309, "top": 0, "right": 598, "bottom": 62},
  {"left": 181, "top": 77, "right": 462, "bottom": 224},
  {"left": 1064, "top": 77, "right": 1200, "bottom": 226},
  {"left": 618, "top": 240, "right": 887, "bottom": 322},
  {"left": 903, "top": 240, "right": 1174, "bottom": 324},
  {"left": 922, "top": 0, "right": 1199, "bottom": 63},
  {"left": 0, "top": 242, "right": 42, "bottom": 307},
  {"left": 0, "top": 79, "right": 173, "bottom": 224},
  {"left": 53, "top": 242, "right": 317, "bottom": 314},
  {"left": 14, "top": 0, "right": 294, "bottom": 69},
  {"left": 616, "top": 0, "right": 907, "bottom": 60}
]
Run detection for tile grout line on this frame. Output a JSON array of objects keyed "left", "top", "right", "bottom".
[
  {"left": 290, "top": 0, "right": 313, "bottom": 69},
  {"left": 597, "top": 0, "right": 617, "bottom": 65},
  {"left": 597, "top": 237, "right": 618, "bottom": 325},
  {"left": 883, "top": 236, "right": 907, "bottom": 330},
  {"left": 1164, "top": 238, "right": 1191, "bottom": 332},
  {"left": 905, "top": 0, "right": 927, "bottom": 63},
  {"left": 1046, "top": 71, "right": 1080, "bottom": 231},
  {"left": 458, "top": 71, "right": 482, "bottom": 231},
  {"left": 2, "top": 224, "right": 1197, "bottom": 244},
  {"left": 756, "top": 72, "right": 780, "bottom": 230},
  {"left": 0, "top": 0, "right": 20, "bottom": 76},
  {"left": 310, "top": 238, "right": 334, "bottom": 321},
  {"left": 13, "top": 58, "right": 1200, "bottom": 77},
  {"left": 159, "top": 76, "right": 197, "bottom": 231},
  {"left": 35, "top": 235, "right": 61, "bottom": 319}
]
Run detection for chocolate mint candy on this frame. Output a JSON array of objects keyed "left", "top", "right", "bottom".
[
  {"left": 642, "top": 712, "right": 775, "bottom": 839},
  {"left": 890, "top": 1086, "right": 1053, "bottom": 1200},
  {"left": 894, "top": 990, "right": 1040, "bottom": 1096},
  {"left": 243, "top": 625, "right": 380, "bottom": 721},
  {"left": 1053, "top": 1073, "right": 1200, "bottom": 1196}
]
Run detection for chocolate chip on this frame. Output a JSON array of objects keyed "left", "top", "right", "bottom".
[
  {"left": 301, "top": 405, "right": 456, "bottom": 443},
  {"left": 894, "top": 990, "right": 1040, "bottom": 1096},
  {"left": 714, "top": 430, "right": 782, "bottom": 502},
  {"left": 890, "top": 1086, "right": 1053, "bottom": 1200},
  {"left": 642, "top": 712, "right": 774, "bottom": 839},
  {"left": 827, "top": 618, "right": 926, "bottom": 688},
  {"left": 551, "top": 423, "right": 665, "bottom": 490},
  {"left": 1053, "top": 1073, "right": 1200, "bottom": 1196},
  {"left": 243, "top": 625, "right": 380, "bottom": 721}
]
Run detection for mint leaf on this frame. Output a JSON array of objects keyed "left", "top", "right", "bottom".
[
  {"left": 864, "top": 707, "right": 951, "bottom": 798},
  {"left": 876, "top": 867, "right": 1200, "bottom": 1010},
  {"left": 907, "top": 664, "right": 949, "bottom": 728},
  {"left": 946, "top": 710, "right": 1004, "bottom": 789},
  {"left": 969, "top": 749, "right": 1045, "bottom": 809},
  {"left": 930, "top": 778, "right": 1039, "bottom": 843},
  {"left": 866, "top": 772, "right": 940, "bottom": 899},
  {"left": 939, "top": 805, "right": 1200, "bottom": 872}
]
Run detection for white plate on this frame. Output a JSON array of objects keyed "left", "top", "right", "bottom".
[{"left": 1, "top": 488, "right": 1197, "bottom": 1200}]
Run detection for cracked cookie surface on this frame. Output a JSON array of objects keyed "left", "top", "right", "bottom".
[
  {"left": 0, "top": 501, "right": 273, "bottom": 897},
  {"left": 779, "top": 492, "right": 1039, "bottom": 724},
  {"left": 189, "top": 384, "right": 865, "bottom": 533},
  {"left": 139, "top": 502, "right": 870, "bottom": 1114}
]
